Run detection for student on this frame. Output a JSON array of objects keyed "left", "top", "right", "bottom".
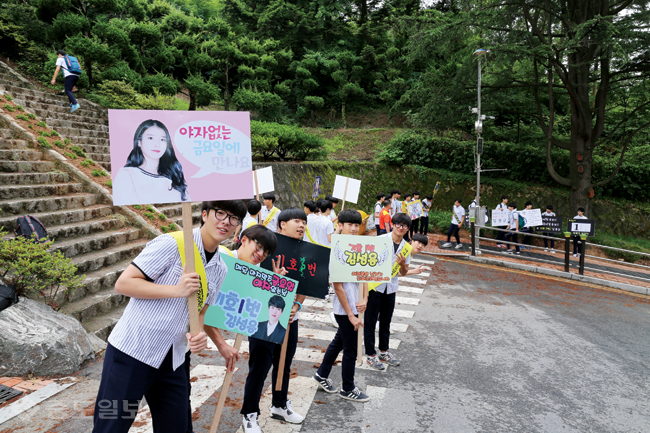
[
  {"left": 251, "top": 296, "right": 287, "bottom": 344},
  {"left": 378, "top": 200, "right": 392, "bottom": 235},
  {"left": 303, "top": 200, "right": 320, "bottom": 244},
  {"left": 390, "top": 189, "right": 402, "bottom": 217},
  {"left": 374, "top": 193, "right": 385, "bottom": 233},
  {"left": 243, "top": 200, "right": 262, "bottom": 230},
  {"left": 241, "top": 209, "right": 307, "bottom": 432},
  {"left": 92, "top": 200, "right": 247, "bottom": 433},
  {"left": 405, "top": 234, "right": 431, "bottom": 275},
  {"left": 315, "top": 200, "right": 335, "bottom": 247},
  {"left": 504, "top": 203, "right": 521, "bottom": 255},
  {"left": 364, "top": 213, "right": 411, "bottom": 370},
  {"left": 325, "top": 195, "right": 339, "bottom": 224},
  {"left": 572, "top": 207, "right": 588, "bottom": 257},
  {"left": 51, "top": 50, "right": 81, "bottom": 113},
  {"left": 313, "top": 210, "right": 370, "bottom": 402},
  {"left": 543, "top": 205, "right": 556, "bottom": 253},
  {"left": 260, "top": 193, "right": 280, "bottom": 232},
  {"left": 113, "top": 119, "right": 190, "bottom": 205},
  {"left": 520, "top": 201, "right": 534, "bottom": 249},
  {"left": 495, "top": 195, "right": 509, "bottom": 247},
  {"left": 420, "top": 195, "right": 432, "bottom": 235},
  {"left": 403, "top": 193, "right": 413, "bottom": 242},
  {"left": 442, "top": 199, "right": 465, "bottom": 249}
]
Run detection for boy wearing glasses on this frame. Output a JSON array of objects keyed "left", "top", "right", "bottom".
[
  {"left": 241, "top": 209, "right": 308, "bottom": 432},
  {"left": 92, "top": 201, "right": 246, "bottom": 433},
  {"left": 364, "top": 213, "right": 411, "bottom": 370}
]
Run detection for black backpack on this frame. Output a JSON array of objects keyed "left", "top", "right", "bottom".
[
  {"left": 0, "top": 284, "right": 18, "bottom": 312},
  {"left": 14, "top": 215, "right": 48, "bottom": 242}
]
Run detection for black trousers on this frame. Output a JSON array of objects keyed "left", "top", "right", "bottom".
[
  {"left": 446, "top": 223, "right": 460, "bottom": 243},
  {"left": 573, "top": 235, "right": 582, "bottom": 254},
  {"left": 64, "top": 75, "right": 79, "bottom": 105},
  {"left": 410, "top": 218, "right": 419, "bottom": 239},
  {"left": 241, "top": 320, "right": 299, "bottom": 414},
  {"left": 364, "top": 290, "right": 395, "bottom": 357},
  {"left": 543, "top": 235, "right": 555, "bottom": 249},
  {"left": 496, "top": 228, "right": 507, "bottom": 244},
  {"left": 505, "top": 231, "right": 520, "bottom": 252},
  {"left": 317, "top": 314, "right": 358, "bottom": 392},
  {"left": 419, "top": 216, "right": 429, "bottom": 235},
  {"left": 93, "top": 344, "right": 190, "bottom": 433}
]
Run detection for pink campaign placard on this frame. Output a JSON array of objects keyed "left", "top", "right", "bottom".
[{"left": 108, "top": 110, "right": 254, "bottom": 206}]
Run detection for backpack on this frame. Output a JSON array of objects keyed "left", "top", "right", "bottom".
[
  {"left": 63, "top": 55, "right": 83, "bottom": 75},
  {"left": 518, "top": 214, "right": 526, "bottom": 229},
  {"left": 14, "top": 215, "right": 48, "bottom": 242},
  {"left": 0, "top": 284, "right": 18, "bottom": 312}
]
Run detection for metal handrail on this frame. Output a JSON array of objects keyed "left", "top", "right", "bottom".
[
  {"left": 479, "top": 225, "right": 560, "bottom": 241},
  {"left": 586, "top": 242, "right": 650, "bottom": 259},
  {"left": 582, "top": 253, "right": 650, "bottom": 271}
]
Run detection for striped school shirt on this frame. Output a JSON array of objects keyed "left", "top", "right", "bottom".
[{"left": 108, "top": 227, "right": 225, "bottom": 371}]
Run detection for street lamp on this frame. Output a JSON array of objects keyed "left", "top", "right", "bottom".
[{"left": 472, "top": 48, "right": 488, "bottom": 253}]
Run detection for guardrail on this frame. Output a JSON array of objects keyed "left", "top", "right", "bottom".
[{"left": 468, "top": 219, "right": 650, "bottom": 284}]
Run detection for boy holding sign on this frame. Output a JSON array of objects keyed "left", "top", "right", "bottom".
[
  {"left": 92, "top": 200, "right": 247, "bottom": 433},
  {"left": 364, "top": 213, "right": 411, "bottom": 370},
  {"left": 313, "top": 210, "right": 370, "bottom": 402},
  {"left": 260, "top": 193, "right": 280, "bottom": 232}
]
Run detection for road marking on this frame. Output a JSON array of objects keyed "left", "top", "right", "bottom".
[
  {"left": 130, "top": 365, "right": 229, "bottom": 433},
  {"left": 0, "top": 380, "right": 76, "bottom": 425},
  {"left": 411, "top": 257, "right": 435, "bottom": 265},
  {"left": 398, "top": 286, "right": 424, "bottom": 294},
  {"left": 408, "top": 271, "right": 430, "bottom": 278},
  {"left": 400, "top": 277, "right": 426, "bottom": 285},
  {"left": 299, "top": 327, "right": 401, "bottom": 349},
  {"left": 300, "top": 312, "right": 409, "bottom": 333},
  {"left": 303, "top": 298, "right": 416, "bottom": 317},
  {"left": 396, "top": 296, "right": 419, "bottom": 306}
]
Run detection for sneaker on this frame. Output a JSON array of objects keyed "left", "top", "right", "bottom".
[
  {"left": 313, "top": 373, "right": 337, "bottom": 393},
  {"left": 515, "top": 251, "right": 521, "bottom": 255},
  {"left": 328, "top": 286, "right": 335, "bottom": 295},
  {"left": 242, "top": 413, "right": 261, "bottom": 433},
  {"left": 544, "top": 248, "right": 548, "bottom": 252},
  {"left": 330, "top": 312, "right": 338, "bottom": 328},
  {"left": 70, "top": 103, "right": 81, "bottom": 113},
  {"left": 366, "top": 355, "right": 387, "bottom": 371},
  {"left": 551, "top": 250, "right": 556, "bottom": 254},
  {"left": 573, "top": 253, "right": 578, "bottom": 258},
  {"left": 506, "top": 249, "right": 514, "bottom": 253},
  {"left": 339, "top": 387, "right": 370, "bottom": 402},
  {"left": 442, "top": 242, "right": 452, "bottom": 248},
  {"left": 455, "top": 243, "right": 463, "bottom": 249},
  {"left": 324, "top": 294, "right": 331, "bottom": 301},
  {"left": 497, "top": 244, "right": 506, "bottom": 248},
  {"left": 270, "top": 400, "right": 304, "bottom": 424},
  {"left": 378, "top": 351, "right": 400, "bottom": 366}
]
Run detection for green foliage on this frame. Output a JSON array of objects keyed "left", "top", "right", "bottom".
[
  {"left": 91, "top": 80, "right": 176, "bottom": 110},
  {"left": 145, "top": 205, "right": 155, "bottom": 212},
  {"left": 105, "top": 180, "right": 112, "bottom": 188},
  {"left": 14, "top": 105, "right": 23, "bottom": 111},
  {"left": 37, "top": 137, "right": 51, "bottom": 148},
  {"left": 133, "top": 205, "right": 142, "bottom": 209},
  {"left": 143, "top": 211, "right": 156, "bottom": 220},
  {"left": 80, "top": 159, "right": 96, "bottom": 167},
  {"left": 168, "top": 222, "right": 178, "bottom": 231},
  {"left": 4, "top": 94, "right": 13, "bottom": 101},
  {"left": 590, "top": 233, "right": 650, "bottom": 263},
  {"left": 251, "top": 121, "right": 325, "bottom": 160},
  {"left": 16, "top": 114, "right": 29, "bottom": 121},
  {"left": 36, "top": 121, "right": 46, "bottom": 128},
  {"left": 161, "top": 225, "right": 170, "bottom": 233},
  {"left": 0, "top": 232, "right": 85, "bottom": 310},
  {"left": 64, "top": 152, "right": 77, "bottom": 159},
  {"left": 53, "top": 140, "right": 64, "bottom": 148},
  {"left": 92, "top": 169, "right": 108, "bottom": 177},
  {"left": 3, "top": 104, "right": 15, "bottom": 112},
  {"left": 64, "top": 138, "right": 71, "bottom": 145},
  {"left": 38, "top": 130, "right": 51, "bottom": 137},
  {"left": 70, "top": 145, "right": 86, "bottom": 157},
  {"left": 158, "top": 213, "right": 167, "bottom": 221},
  {"left": 26, "top": 113, "right": 36, "bottom": 120},
  {"left": 28, "top": 124, "right": 34, "bottom": 129},
  {"left": 50, "top": 130, "right": 59, "bottom": 137}
]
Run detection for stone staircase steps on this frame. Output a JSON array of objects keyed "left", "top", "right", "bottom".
[
  {"left": 40, "top": 118, "right": 108, "bottom": 132},
  {"left": 50, "top": 227, "right": 142, "bottom": 259},
  {"left": 32, "top": 109, "right": 107, "bottom": 125},
  {"left": 0, "top": 182, "right": 83, "bottom": 200},
  {"left": 85, "top": 152, "right": 111, "bottom": 166},
  {"left": 54, "top": 126, "right": 108, "bottom": 139},
  {"left": 82, "top": 303, "right": 127, "bottom": 342},
  {"left": 0, "top": 160, "right": 56, "bottom": 172},
  {"left": 155, "top": 203, "right": 202, "bottom": 228},
  {"left": 0, "top": 193, "right": 97, "bottom": 216},
  {"left": 60, "top": 286, "right": 125, "bottom": 324},
  {"left": 63, "top": 135, "right": 109, "bottom": 146},
  {"left": 71, "top": 239, "right": 148, "bottom": 276},
  {"left": 46, "top": 216, "right": 126, "bottom": 241},
  {"left": 0, "top": 172, "right": 70, "bottom": 185},
  {"left": 0, "top": 149, "right": 43, "bottom": 161},
  {"left": 0, "top": 204, "right": 113, "bottom": 228},
  {"left": 0, "top": 139, "right": 30, "bottom": 149},
  {"left": 0, "top": 130, "right": 14, "bottom": 139}
]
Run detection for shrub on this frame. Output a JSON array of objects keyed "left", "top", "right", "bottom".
[
  {"left": 0, "top": 232, "right": 85, "bottom": 310},
  {"left": 96, "top": 80, "right": 139, "bottom": 109},
  {"left": 144, "top": 211, "right": 156, "bottom": 220},
  {"left": 53, "top": 140, "right": 64, "bottom": 148},
  {"left": 92, "top": 169, "right": 108, "bottom": 177},
  {"left": 15, "top": 105, "right": 24, "bottom": 111},
  {"left": 70, "top": 146, "right": 86, "bottom": 157},
  {"left": 161, "top": 225, "right": 170, "bottom": 233},
  {"left": 26, "top": 113, "right": 36, "bottom": 120},
  {"left": 64, "top": 138, "right": 71, "bottom": 145},
  {"left": 4, "top": 94, "right": 13, "bottom": 101},
  {"left": 145, "top": 205, "right": 155, "bottom": 212},
  {"left": 168, "top": 222, "right": 178, "bottom": 231},
  {"left": 251, "top": 121, "right": 326, "bottom": 160},
  {"left": 105, "top": 180, "right": 112, "bottom": 188},
  {"left": 3, "top": 104, "right": 15, "bottom": 112},
  {"left": 37, "top": 137, "right": 52, "bottom": 148},
  {"left": 64, "top": 152, "right": 77, "bottom": 159},
  {"left": 133, "top": 205, "right": 142, "bottom": 210},
  {"left": 16, "top": 114, "right": 29, "bottom": 121},
  {"left": 158, "top": 213, "right": 167, "bottom": 221},
  {"left": 50, "top": 130, "right": 59, "bottom": 137},
  {"left": 39, "top": 130, "right": 51, "bottom": 137},
  {"left": 28, "top": 124, "right": 34, "bottom": 129},
  {"left": 36, "top": 121, "right": 47, "bottom": 128}
]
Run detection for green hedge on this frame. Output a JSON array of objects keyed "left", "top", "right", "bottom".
[
  {"left": 251, "top": 121, "right": 326, "bottom": 161},
  {"left": 378, "top": 130, "right": 650, "bottom": 202}
]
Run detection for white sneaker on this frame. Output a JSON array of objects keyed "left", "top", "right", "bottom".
[
  {"left": 243, "top": 413, "right": 261, "bottom": 433},
  {"left": 544, "top": 248, "right": 548, "bottom": 252},
  {"left": 270, "top": 400, "right": 304, "bottom": 424},
  {"left": 455, "top": 243, "right": 463, "bottom": 249},
  {"left": 551, "top": 250, "right": 556, "bottom": 254},
  {"left": 442, "top": 242, "right": 452, "bottom": 248},
  {"left": 573, "top": 253, "right": 578, "bottom": 258},
  {"left": 330, "top": 312, "right": 338, "bottom": 328}
]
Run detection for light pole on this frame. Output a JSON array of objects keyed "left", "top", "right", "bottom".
[{"left": 472, "top": 48, "right": 488, "bottom": 252}]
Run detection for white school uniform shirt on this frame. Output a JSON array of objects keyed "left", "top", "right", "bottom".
[
  {"left": 421, "top": 199, "right": 430, "bottom": 217},
  {"left": 56, "top": 56, "right": 77, "bottom": 78},
  {"left": 373, "top": 233, "right": 410, "bottom": 295},
  {"left": 507, "top": 209, "right": 519, "bottom": 229},
  {"left": 315, "top": 214, "right": 334, "bottom": 246},
  {"left": 260, "top": 206, "right": 279, "bottom": 232},
  {"left": 303, "top": 213, "right": 319, "bottom": 242},
  {"left": 451, "top": 205, "right": 465, "bottom": 225},
  {"left": 573, "top": 214, "right": 587, "bottom": 219},
  {"left": 109, "top": 227, "right": 224, "bottom": 371},
  {"left": 328, "top": 210, "right": 337, "bottom": 221},
  {"left": 374, "top": 202, "right": 383, "bottom": 220},
  {"left": 391, "top": 199, "right": 402, "bottom": 216},
  {"left": 242, "top": 215, "right": 258, "bottom": 230},
  {"left": 331, "top": 263, "right": 360, "bottom": 316},
  {"left": 544, "top": 211, "right": 556, "bottom": 217}
]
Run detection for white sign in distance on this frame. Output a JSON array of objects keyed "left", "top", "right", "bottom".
[
  {"left": 253, "top": 166, "right": 274, "bottom": 195},
  {"left": 332, "top": 175, "right": 361, "bottom": 204},
  {"left": 518, "top": 209, "right": 543, "bottom": 228},
  {"left": 491, "top": 209, "right": 511, "bottom": 227}
]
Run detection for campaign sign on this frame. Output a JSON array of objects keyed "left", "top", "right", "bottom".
[
  {"left": 537, "top": 215, "right": 563, "bottom": 233},
  {"left": 260, "top": 234, "right": 331, "bottom": 299},
  {"left": 312, "top": 176, "right": 321, "bottom": 199},
  {"left": 109, "top": 110, "right": 254, "bottom": 206},
  {"left": 491, "top": 209, "right": 511, "bottom": 227},
  {"left": 568, "top": 218, "right": 596, "bottom": 236},
  {"left": 406, "top": 200, "right": 423, "bottom": 219},
  {"left": 518, "top": 209, "right": 543, "bottom": 228},
  {"left": 329, "top": 234, "right": 392, "bottom": 283},
  {"left": 204, "top": 254, "right": 298, "bottom": 344}
]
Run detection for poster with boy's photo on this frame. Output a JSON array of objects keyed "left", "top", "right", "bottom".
[
  {"left": 108, "top": 110, "right": 254, "bottom": 206},
  {"left": 203, "top": 254, "right": 298, "bottom": 344},
  {"left": 406, "top": 200, "right": 423, "bottom": 219}
]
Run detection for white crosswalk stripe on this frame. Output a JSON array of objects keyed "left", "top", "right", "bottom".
[
  {"left": 303, "top": 298, "right": 415, "bottom": 318},
  {"left": 300, "top": 312, "right": 409, "bottom": 333},
  {"left": 411, "top": 257, "right": 435, "bottom": 265},
  {"left": 396, "top": 296, "right": 419, "bottom": 306},
  {"left": 400, "top": 276, "right": 427, "bottom": 285},
  {"left": 408, "top": 271, "right": 430, "bottom": 278},
  {"left": 399, "top": 286, "right": 424, "bottom": 294}
]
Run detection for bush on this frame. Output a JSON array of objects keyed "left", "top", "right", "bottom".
[
  {"left": 105, "top": 180, "right": 112, "bottom": 188},
  {"left": 94, "top": 80, "right": 139, "bottom": 109},
  {"left": 26, "top": 113, "right": 36, "bottom": 120},
  {"left": 70, "top": 146, "right": 86, "bottom": 157},
  {"left": 158, "top": 213, "right": 167, "bottom": 221},
  {"left": 37, "top": 137, "right": 51, "bottom": 148},
  {"left": 15, "top": 105, "right": 23, "bottom": 111},
  {"left": 3, "top": 104, "right": 15, "bottom": 112},
  {"left": 0, "top": 233, "right": 85, "bottom": 310},
  {"left": 16, "top": 114, "right": 29, "bottom": 121},
  {"left": 64, "top": 152, "right": 77, "bottom": 159},
  {"left": 64, "top": 138, "right": 71, "bottom": 145},
  {"left": 133, "top": 205, "right": 142, "bottom": 210},
  {"left": 144, "top": 211, "right": 156, "bottom": 220},
  {"left": 36, "top": 121, "right": 46, "bottom": 127},
  {"left": 80, "top": 159, "right": 96, "bottom": 167},
  {"left": 92, "top": 169, "right": 108, "bottom": 177},
  {"left": 4, "top": 94, "right": 13, "bottom": 101},
  {"left": 50, "top": 130, "right": 59, "bottom": 137},
  {"left": 251, "top": 121, "right": 325, "bottom": 160},
  {"left": 53, "top": 140, "right": 64, "bottom": 148}
]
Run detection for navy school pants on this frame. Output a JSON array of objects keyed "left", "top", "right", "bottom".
[
  {"left": 317, "top": 314, "right": 358, "bottom": 392},
  {"left": 364, "top": 290, "right": 395, "bottom": 357}
]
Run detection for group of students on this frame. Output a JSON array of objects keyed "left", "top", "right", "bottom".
[
  {"left": 374, "top": 190, "right": 433, "bottom": 241},
  {"left": 91, "top": 193, "right": 431, "bottom": 433}
]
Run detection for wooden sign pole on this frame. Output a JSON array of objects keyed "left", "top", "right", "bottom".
[
  {"left": 275, "top": 323, "right": 291, "bottom": 391},
  {"left": 209, "top": 334, "right": 244, "bottom": 433},
  {"left": 254, "top": 170, "right": 260, "bottom": 223},
  {"left": 182, "top": 202, "right": 200, "bottom": 336},
  {"left": 340, "top": 177, "right": 349, "bottom": 212},
  {"left": 357, "top": 283, "right": 364, "bottom": 365}
]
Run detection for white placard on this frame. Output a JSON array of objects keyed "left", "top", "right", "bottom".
[
  {"left": 518, "top": 209, "right": 543, "bottom": 228},
  {"left": 491, "top": 209, "right": 511, "bottom": 227},
  {"left": 572, "top": 222, "right": 591, "bottom": 232},
  {"left": 332, "top": 175, "right": 361, "bottom": 204},
  {"left": 253, "top": 166, "right": 274, "bottom": 195}
]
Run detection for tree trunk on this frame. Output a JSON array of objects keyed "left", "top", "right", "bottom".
[
  {"left": 341, "top": 101, "right": 346, "bottom": 127},
  {"left": 223, "top": 65, "right": 230, "bottom": 111},
  {"left": 189, "top": 92, "right": 196, "bottom": 111}
]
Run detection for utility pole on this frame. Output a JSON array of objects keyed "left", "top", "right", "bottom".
[{"left": 472, "top": 49, "right": 487, "bottom": 253}]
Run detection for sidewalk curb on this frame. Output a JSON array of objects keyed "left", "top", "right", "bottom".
[{"left": 465, "top": 255, "right": 649, "bottom": 296}]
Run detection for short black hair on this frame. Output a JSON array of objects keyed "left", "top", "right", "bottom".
[
  {"left": 377, "top": 193, "right": 385, "bottom": 200},
  {"left": 338, "top": 209, "right": 362, "bottom": 225},
  {"left": 247, "top": 199, "right": 261, "bottom": 215},
  {"left": 508, "top": 202, "right": 517, "bottom": 209},
  {"left": 57, "top": 49, "right": 66, "bottom": 56},
  {"left": 546, "top": 204, "right": 554, "bottom": 210},
  {"left": 525, "top": 201, "right": 532, "bottom": 207},
  {"left": 412, "top": 190, "right": 420, "bottom": 196},
  {"left": 200, "top": 200, "right": 247, "bottom": 226},
  {"left": 404, "top": 193, "right": 412, "bottom": 200},
  {"left": 392, "top": 212, "right": 411, "bottom": 227},
  {"left": 325, "top": 195, "right": 339, "bottom": 204},
  {"left": 239, "top": 225, "right": 277, "bottom": 256},
  {"left": 268, "top": 295, "right": 285, "bottom": 311},
  {"left": 391, "top": 189, "right": 401, "bottom": 195},
  {"left": 383, "top": 199, "right": 392, "bottom": 207},
  {"left": 501, "top": 195, "right": 509, "bottom": 201},
  {"left": 577, "top": 207, "right": 586, "bottom": 213},
  {"left": 318, "top": 200, "right": 333, "bottom": 213},
  {"left": 277, "top": 208, "right": 307, "bottom": 231},
  {"left": 411, "top": 233, "right": 429, "bottom": 246},
  {"left": 426, "top": 195, "right": 433, "bottom": 200},
  {"left": 316, "top": 198, "right": 325, "bottom": 208},
  {"left": 303, "top": 200, "right": 317, "bottom": 213},
  {"left": 455, "top": 198, "right": 462, "bottom": 204},
  {"left": 262, "top": 192, "right": 276, "bottom": 202}
]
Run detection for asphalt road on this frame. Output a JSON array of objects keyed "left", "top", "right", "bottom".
[{"left": 2, "top": 257, "right": 649, "bottom": 433}]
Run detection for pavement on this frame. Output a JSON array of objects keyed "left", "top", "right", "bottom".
[{"left": 1, "top": 255, "right": 649, "bottom": 432}]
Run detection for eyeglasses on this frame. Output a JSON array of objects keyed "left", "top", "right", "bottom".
[
  {"left": 252, "top": 238, "right": 270, "bottom": 257},
  {"left": 211, "top": 208, "right": 241, "bottom": 226},
  {"left": 394, "top": 223, "right": 409, "bottom": 229}
]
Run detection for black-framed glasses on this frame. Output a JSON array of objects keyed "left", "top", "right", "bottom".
[
  {"left": 394, "top": 223, "right": 409, "bottom": 229},
  {"left": 210, "top": 208, "right": 241, "bottom": 226},
  {"left": 252, "top": 238, "right": 271, "bottom": 257}
]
